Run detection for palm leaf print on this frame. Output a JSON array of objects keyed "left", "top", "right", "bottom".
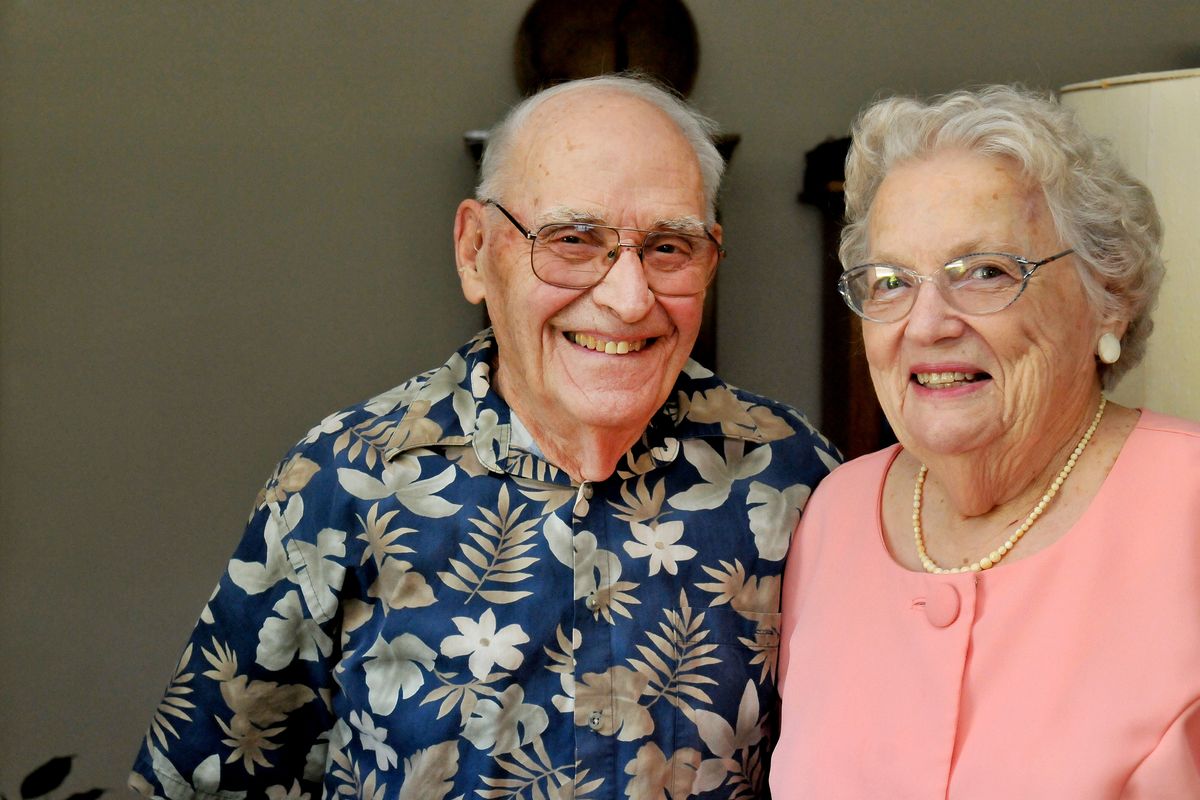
[
  {"left": 592, "top": 580, "right": 642, "bottom": 625},
  {"left": 437, "top": 485, "right": 539, "bottom": 603},
  {"left": 147, "top": 643, "right": 196, "bottom": 750},
  {"left": 607, "top": 475, "right": 667, "bottom": 524},
  {"left": 724, "top": 746, "right": 765, "bottom": 800},
  {"left": 356, "top": 502, "right": 417, "bottom": 567},
  {"left": 512, "top": 477, "right": 574, "bottom": 517},
  {"left": 420, "top": 669, "right": 502, "bottom": 721},
  {"left": 478, "top": 737, "right": 601, "bottom": 799},
  {"left": 629, "top": 594, "right": 720, "bottom": 714},
  {"left": 695, "top": 559, "right": 748, "bottom": 606},
  {"left": 357, "top": 767, "right": 389, "bottom": 800},
  {"left": 697, "top": 560, "right": 781, "bottom": 683},
  {"left": 333, "top": 418, "right": 390, "bottom": 470},
  {"left": 334, "top": 403, "right": 444, "bottom": 469},
  {"left": 542, "top": 625, "right": 575, "bottom": 677}
]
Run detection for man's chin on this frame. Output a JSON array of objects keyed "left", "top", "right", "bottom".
[{"left": 557, "top": 389, "right": 665, "bottom": 436}]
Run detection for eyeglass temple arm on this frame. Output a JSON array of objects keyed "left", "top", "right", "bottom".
[
  {"left": 706, "top": 228, "right": 727, "bottom": 258},
  {"left": 484, "top": 200, "right": 537, "bottom": 241},
  {"left": 1025, "top": 248, "right": 1075, "bottom": 276}
]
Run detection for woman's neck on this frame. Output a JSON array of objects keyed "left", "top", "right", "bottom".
[
  {"left": 920, "top": 391, "right": 1105, "bottom": 520},
  {"left": 885, "top": 394, "right": 1142, "bottom": 573}
]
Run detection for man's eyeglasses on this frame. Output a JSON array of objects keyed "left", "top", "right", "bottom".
[
  {"left": 485, "top": 200, "right": 724, "bottom": 297},
  {"left": 837, "top": 249, "right": 1075, "bottom": 323}
]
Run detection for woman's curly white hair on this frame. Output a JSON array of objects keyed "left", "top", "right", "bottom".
[{"left": 840, "top": 84, "right": 1164, "bottom": 389}]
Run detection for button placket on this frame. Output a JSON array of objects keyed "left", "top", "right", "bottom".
[
  {"left": 572, "top": 481, "right": 593, "bottom": 517},
  {"left": 569, "top": 480, "right": 616, "bottom": 774}
]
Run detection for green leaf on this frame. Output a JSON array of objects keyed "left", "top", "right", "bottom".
[{"left": 21, "top": 756, "right": 73, "bottom": 799}]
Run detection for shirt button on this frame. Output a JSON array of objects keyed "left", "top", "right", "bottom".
[
  {"left": 582, "top": 483, "right": 594, "bottom": 500},
  {"left": 588, "top": 710, "right": 602, "bottom": 730},
  {"left": 585, "top": 594, "right": 598, "bottom": 611},
  {"left": 915, "top": 583, "right": 961, "bottom": 628}
]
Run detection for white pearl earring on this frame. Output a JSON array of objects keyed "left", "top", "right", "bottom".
[{"left": 1097, "top": 332, "right": 1122, "bottom": 364}]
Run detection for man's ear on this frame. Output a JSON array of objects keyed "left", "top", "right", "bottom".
[{"left": 454, "top": 199, "right": 487, "bottom": 305}]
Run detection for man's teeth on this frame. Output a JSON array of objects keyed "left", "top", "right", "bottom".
[
  {"left": 916, "top": 371, "right": 980, "bottom": 388},
  {"left": 569, "top": 333, "right": 647, "bottom": 354}
]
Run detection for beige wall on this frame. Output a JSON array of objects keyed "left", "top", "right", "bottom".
[
  {"left": 1063, "top": 71, "right": 1200, "bottom": 420},
  {"left": 2, "top": 1, "right": 1196, "bottom": 789}
]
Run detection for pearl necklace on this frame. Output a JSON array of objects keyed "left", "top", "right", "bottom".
[{"left": 913, "top": 395, "right": 1107, "bottom": 574}]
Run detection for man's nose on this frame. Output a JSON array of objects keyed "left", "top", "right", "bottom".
[{"left": 590, "top": 246, "right": 656, "bottom": 322}]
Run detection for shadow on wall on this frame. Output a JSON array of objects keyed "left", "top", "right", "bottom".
[{"left": 4, "top": 756, "right": 106, "bottom": 800}]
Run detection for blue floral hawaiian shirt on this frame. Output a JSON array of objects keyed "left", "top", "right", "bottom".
[{"left": 130, "top": 329, "right": 840, "bottom": 800}]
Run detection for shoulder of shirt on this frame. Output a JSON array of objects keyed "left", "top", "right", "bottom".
[
  {"left": 666, "top": 360, "right": 842, "bottom": 462},
  {"left": 275, "top": 341, "right": 845, "bottom": 471},
  {"left": 278, "top": 332, "right": 495, "bottom": 461},
  {"left": 1135, "top": 408, "right": 1200, "bottom": 440},
  {"left": 825, "top": 444, "right": 898, "bottom": 482}
]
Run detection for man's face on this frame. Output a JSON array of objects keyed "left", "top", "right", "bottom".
[{"left": 457, "top": 90, "right": 714, "bottom": 451}]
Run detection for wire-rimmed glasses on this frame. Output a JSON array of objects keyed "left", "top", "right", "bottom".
[
  {"left": 837, "top": 249, "right": 1075, "bottom": 323},
  {"left": 486, "top": 200, "right": 723, "bottom": 297}
]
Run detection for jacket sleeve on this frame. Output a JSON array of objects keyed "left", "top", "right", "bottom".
[{"left": 1120, "top": 695, "right": 1200, "bottom": 800}]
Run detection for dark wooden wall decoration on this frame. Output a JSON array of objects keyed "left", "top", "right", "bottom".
[
  {"left": 800, "top": 137, "right": 896, "bottom": 459},
  {"left": 515, "top": 0, "right": 700, "bottom": 96}
]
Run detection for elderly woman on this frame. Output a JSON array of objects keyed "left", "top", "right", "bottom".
[{"left": 771, "top": 85, "right": 1200, "bottom": 797}]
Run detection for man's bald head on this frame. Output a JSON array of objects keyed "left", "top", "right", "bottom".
[{"left": 476, "top": 74, "right": 725, "bottom": 224}]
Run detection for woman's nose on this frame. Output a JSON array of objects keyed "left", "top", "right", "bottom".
[{"left": 903, "top": 280, "right": 965, "bottom": 343}]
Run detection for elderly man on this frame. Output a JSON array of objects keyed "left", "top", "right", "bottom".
[{"left": 130, "top": 75, "right": 838, "bottom": 799}]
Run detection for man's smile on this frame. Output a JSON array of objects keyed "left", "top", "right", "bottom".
[{"left": 566, "top": 331, "right": 652, "bottom": 354}]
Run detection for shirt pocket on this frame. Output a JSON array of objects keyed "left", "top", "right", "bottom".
[
  {"left": 664, "top": 606, "right": 781, "bottom": 782},
  {"left": 683, "top": 605, "right": 780, "bottom": 688}
]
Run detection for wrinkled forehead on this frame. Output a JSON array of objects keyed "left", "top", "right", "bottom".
[
  {"left": 500, "top": 90, "right": 705, "bottom": 211},
  {"left": 869, "top": 150, "right": 1056, "bottom": 248},
  {"left": 883, "top": 151, "right": 1047, "bottom": 212}
]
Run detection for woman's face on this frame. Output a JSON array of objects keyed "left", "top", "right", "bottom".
[{"left": 862, "top": 149, "right": 1104, "bottom": 462}]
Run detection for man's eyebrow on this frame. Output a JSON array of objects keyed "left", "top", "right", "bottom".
[
  {"left": 653, "top": 216, "right": 708, "bottom": 235},
  {"left": 534, "top": 206, "right": 606, "bottom": 227},
  {"left": 534, "top": 207, "right": 707, "bottom": 235}
]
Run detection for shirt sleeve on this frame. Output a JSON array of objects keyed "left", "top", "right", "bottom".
[
  {"left": 129, "top": 449, "right": 342, "bottom": 799},
  {"left": 1121, "top": 695, "right": 1200, "bottom": 800}
]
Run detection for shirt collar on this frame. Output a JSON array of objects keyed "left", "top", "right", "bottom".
[{"left": 377, "top": 329, "right": 781, "bottom": 481}]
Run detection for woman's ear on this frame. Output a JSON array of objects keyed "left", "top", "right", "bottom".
[{"left": 454, "top": 199, "right": 487, "bottom": 305}]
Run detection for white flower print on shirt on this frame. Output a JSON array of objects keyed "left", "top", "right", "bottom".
[
  {"left": 623, "top": 520, "right": 697, "bottom": 576},
  {"left": 350, "top": 711, "right": 399, "bottom": 770},
  {"left": 440, "top": 608, "right": 529, "bottom": 680}
]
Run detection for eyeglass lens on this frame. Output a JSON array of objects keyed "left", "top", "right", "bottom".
[
  {"left": 532, "top": 223, "right": 716, "bottom": 296},
  {"left": 844, "top": 254, "right": 1028, "bottom": 321}
]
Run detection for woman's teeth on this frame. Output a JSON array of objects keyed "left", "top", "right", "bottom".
[
  {"left": 915, "top": 371, "right": 980, "bottom": 388},
  {"left": 569, "top": 333, "right": 647, "bottom": 354}
]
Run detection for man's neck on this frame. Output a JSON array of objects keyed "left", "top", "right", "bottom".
[{"left": 519, "top": 413, "right": 646, "bottom": 483}]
